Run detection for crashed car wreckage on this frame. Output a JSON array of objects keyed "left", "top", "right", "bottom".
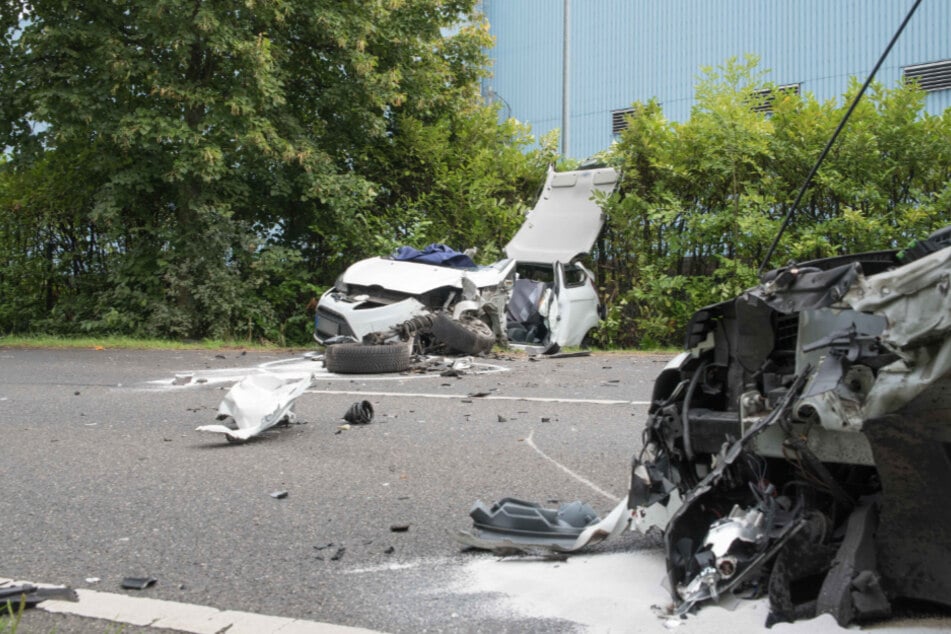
[
  {"left": 458, "top": 229, "right": 951, "bottom": 626},
  {"left": 459, "top": 1, "right": 951, "bottom": 626},
  {"left": 315, "top": 165, "right": 618, "bottom": 357},
  {"left": 632, "top": 228, "right": 951, "bottom": 624}
]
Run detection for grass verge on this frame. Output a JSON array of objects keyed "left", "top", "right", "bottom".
[{"left": 0, "top": 334, "right": 295, "bottom": 351}]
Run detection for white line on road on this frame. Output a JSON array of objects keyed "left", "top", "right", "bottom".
[
  {"left": 308, "top": 389, "right": 649, "bottom": 406},
  {"left": 523, "top": 430, "right": 623, "bottom": 502},
  {"left": 33, "top": 586, "right": 381, "bottom": 634}
]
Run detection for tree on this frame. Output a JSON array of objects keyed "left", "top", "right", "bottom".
[
  {"left": 0, "top": 1, "right": 547, "bottom": 342},
  {"left": 597, "top": 58, "right": 951, "bottom": 348}
]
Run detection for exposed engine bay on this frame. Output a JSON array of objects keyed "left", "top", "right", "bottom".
[{"left": 630, "top": 228, "right": 951, "bottom": 625}]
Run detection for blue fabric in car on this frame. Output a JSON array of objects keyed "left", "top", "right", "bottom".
[{"left": 392, "top": 243, "right": 477, "bottom": 268}]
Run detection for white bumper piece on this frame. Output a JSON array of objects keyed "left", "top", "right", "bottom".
[{"left": 196, "top": 372, "right": 314, "bottom": 442}]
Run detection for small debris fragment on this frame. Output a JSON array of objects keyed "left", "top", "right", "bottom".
[
  {"left": 549, "top": 351, "right": 591, "bottom": 359},
  {"left": 270, "top": 490, "right": 288, "bottom": 499},
  {"left": 74, "top": 391, "right": 81, "bottom": 396},
  {"left": 468, "top": 391, "right": 491, "bottom": 398},
  {"left": 452, "top": 357, "right": 473, "bottom": 371},
  {"left": 121, "top": 577, "right": 157, "bottom": 590},
  {"left": 215, "top": 354, "right": 226, "bottom": 359},
  {"left": 343, "top": 400, "right": 374, "bottom": 424},
  {"left": 172, "top": 374, "right": 193, "bottom": 386},
  {"left": 384, "top": 546, "right": 395, "bottom": 554},
  {"left": 0, "top": 583, "right": 77, "bottom": 606},
  {"left": 337, "top": 424, "right": 351, "bottom": 432},
  {"left": 497, "top": 415, "right": 507, "bottom": 423},
  {"left": 314, "top": 543, "right": 334, "bottom": 551},
  {"left": 541, "top": 417, "right": 551, "bottom": 423},
  {"left": 196, "top": 378, "right": 208, "bottom": 384},
  {"left": 390, "top": 524, "right": 410, "bottom": 533},
  {"left": 85, "top": 577, "right": 100, "bottom": 584},
  {"left": 330, "top": 547, "right": 346, "bottom": 561}
]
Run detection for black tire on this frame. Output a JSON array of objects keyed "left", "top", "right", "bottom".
[
  {"left": 324, "top": 341, "right": 412, "bottom": 374},
  {"left": 431, "top": 313, "right": 496, "bottom": 355}
]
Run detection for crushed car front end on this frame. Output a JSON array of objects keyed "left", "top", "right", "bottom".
[
  {"left": 630, "top": 228, "right": 951, "bottom": 625},
  {"left": 315, "top": 257, "right": 515, "bottom": 345}
]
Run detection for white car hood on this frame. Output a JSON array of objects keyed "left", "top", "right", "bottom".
[
  {"left": 504, "top": 166, "right": 618, "bottom": 264},
  {"left": 339, "top": 257, "right": 514, "bottom": 295}
]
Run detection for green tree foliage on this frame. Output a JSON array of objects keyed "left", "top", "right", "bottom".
[
  {"left": 0, "top": 1, "right": 547, "bottom": 343},
  {"left": 597, "top": 56, "right": 951, "bottom": 348}
]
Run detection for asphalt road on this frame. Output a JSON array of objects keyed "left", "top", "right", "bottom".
[{"left": 0, "top": 347, "right": 672, "bottom": 633}]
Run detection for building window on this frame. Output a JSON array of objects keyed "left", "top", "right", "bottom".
[
  {"left": 904, "top": 60, "right": 951, "bottom": 92},
  {"left": 751, "top": 83, "right": 801, "bottom": 114},
  {"left": 611, "top": 108, "right": 635, "bottom": 135}
]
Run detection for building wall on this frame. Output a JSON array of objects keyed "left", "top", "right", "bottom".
[{"left": 480, "top": 0, "right": 951, "bottom": 159}]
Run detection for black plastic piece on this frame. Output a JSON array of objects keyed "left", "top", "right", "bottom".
[
  {"left": 121, "top": 577, "right": 157, "bottom": 590},
  {"left": 343, "top": 400, "right": 374, "bottom": 424},
  {"left": 0, "top": 584, "right": 77, "bottom": 608}
]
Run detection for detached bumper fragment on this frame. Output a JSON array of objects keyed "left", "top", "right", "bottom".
[
  {"left": 455, "top": 497, "right": 634, "bottom": 553},
  {"left": 196, "top": 372, "right": 313, "bottom": 442}
]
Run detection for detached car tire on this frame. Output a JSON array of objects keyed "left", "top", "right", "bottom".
[
  {"left": 324, "top": 341, "right": 412, "bottom": 374},
  {"left": 431, "top": 313, "right": 496, "bottom": 355}
]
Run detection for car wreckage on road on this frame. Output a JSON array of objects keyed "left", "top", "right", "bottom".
[
  {"left": 314, "top": 165, "right": 618, "bottom": 367},
  {"left": 631, "top": 228, "right": 951, "bottom": 624},
  {"left": 458, "top": 2, "right": 950, "bottom": 625},
  {"left": 458, "top": 230, "right": 951, "bottom": 626}
]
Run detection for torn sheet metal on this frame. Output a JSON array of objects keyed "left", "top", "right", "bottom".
[
  {"left": 196, "top": 372, "right": 313, "bottom": 442},
  {"left": 455, "top": 496, "right": 634, "bottom": 553},
  {"left": 704, "top": 506, "right": 767, "bottom": 558}
]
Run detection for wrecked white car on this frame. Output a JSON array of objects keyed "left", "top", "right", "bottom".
[{"left": 314, "top": 165, "right": 618, "bottom": 356}]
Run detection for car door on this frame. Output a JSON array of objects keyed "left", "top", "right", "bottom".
[{"left": 547, "top": 261, "right": 601, "bottom": 347}]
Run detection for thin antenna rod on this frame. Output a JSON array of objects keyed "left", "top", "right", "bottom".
[
  {"left": 758, "top": 0, "right": 923, "bottom": 276},
  {"left": 562, "top": 0, "right": 570, "bottom": 157}
]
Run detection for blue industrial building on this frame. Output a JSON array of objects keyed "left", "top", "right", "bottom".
[{"left": 479, "top": 1, "right": 951, "bottom": 159}]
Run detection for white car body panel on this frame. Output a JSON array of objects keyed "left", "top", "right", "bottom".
[
  {"left": 504, "top": 166, "right": 617, "bottom": 264},
  {"left": 316, "top": 295, "right": 430, "bottom": 341},
  {"left": 551, "top": 262, "right": 602, "bottom": 347},
  {"left": 196, "top": 372, "right": 313, "bottom": 442}
]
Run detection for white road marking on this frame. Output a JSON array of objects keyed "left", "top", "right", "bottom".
[
  {"left": 140, "top": 355, "right": 510, "bottom": 390},
  {"left": 34, "top": 587, "right": 380, "bottom": 634},
  {"left": 308, "top": 388, "right": 648, "bottom": 406},
  {"left": 524, "top": 430, "right": 622, "bottom": 502}
]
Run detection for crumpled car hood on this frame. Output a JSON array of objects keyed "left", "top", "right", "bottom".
[{"left": 338, "top": 257, "right": 514, "bottom": 295}]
